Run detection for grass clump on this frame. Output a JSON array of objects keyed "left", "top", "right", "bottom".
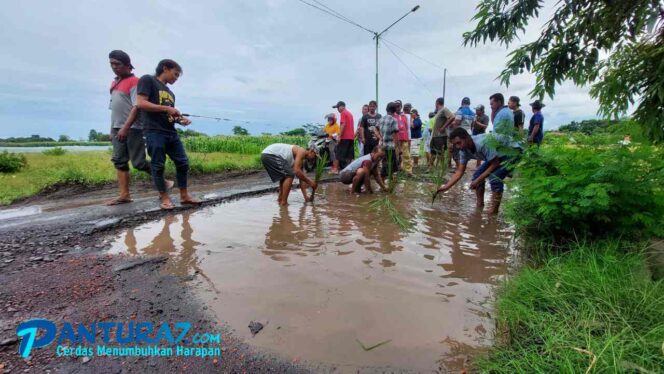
[
  {"left": 42, "top": 147, "right": 67, "bottom": 156},
  {"left": 477, "top": 242, "right": 664, "bottom": 373},
  {"left": 0, "top": 151, "right": 27, "bottom": 173},
  {"left": 368, "top": 149, "right": 412, "bottom": 231}
]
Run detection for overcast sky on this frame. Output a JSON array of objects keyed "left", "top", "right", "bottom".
[{"left": 0, "top": 0, "right": 600, "bottom": 139}]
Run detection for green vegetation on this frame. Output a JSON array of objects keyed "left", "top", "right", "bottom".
[
  {"left": 0, "top": 141, "right": 110, "bottom": 147},
  {"left": 464, "top": 0, "right": 664, "bottom": 142},
  {"left": 0, "top": 151, "right": 260, "bottom": 205},
  {"left": 478, "top": 242, "right": 664, "bottom": 373},
  {"left": 508, "top": 133, "right": 664, "bottom": 243},
  {"left": 42, "top": 147, "right": 67, "bottom": 156},
  {"left": 88, "top": 129, "right": 110, "bottom": 142},
  {"left": 0, "top": 151, "right": 27, "bottom": 173},
  {"left": 183, "top": 135, "right": 307, "bottom": 154},
  {"left": 475, "top": 129, "right": 664, "bottom": 372}
]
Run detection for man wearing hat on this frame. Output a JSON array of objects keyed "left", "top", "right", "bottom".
[
  {"left": 528, "top": 100, "right": 545, "bottom": 145},
  {"left": 106, "top": 50, "right": 171, "bottom": 205},
  {"left": 508, "top": 96, "right": 525, "bottom": 131},
  {"left": 333, "top": 101, "right": 355, "bottom": 169},
  {"left": 471, "top": 104, "right": 490, "bottom": 168}
]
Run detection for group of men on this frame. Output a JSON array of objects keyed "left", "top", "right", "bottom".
[
  {"left": 263, "top": 94, "right": 545, "bottom": 214},
  {"left": 107, "top": 49, "right": 545, "bottom": 214},
  {"left": 107, "top": 50, "right": 200, "bottom": 210}
]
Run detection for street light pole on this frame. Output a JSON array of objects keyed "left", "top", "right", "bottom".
[{"left": 373, "top": 5, "right": 420, "bottom": 108}]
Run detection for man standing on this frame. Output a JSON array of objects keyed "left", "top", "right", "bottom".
[
  {"left": 436, "top": 128, "right": 522, "bottom": 214},
  {"left": 323, "top": 113, "right": 340, "bottom": 174},
  {"left": 261, "top": 143, "right": 318, "bottom": 205},
  {"left": 410, "top": 109, "right": 423, "bottom": 168},
  {"left": 339, "top": 146, "right": 387, "bottom": 194},
  {"left": 489, "top": 93, "right": 515, "bottom": 136},
  {"left": 379, "top": 102, "right": 401, "bottom": 179},
  {"left": 394, "top": 100, "right": 412, "bottom": 175},
  {"left": 106, "top": 50, "right": 158, "bottom": 206},
  {"left": 472, "top": 104, "right": 489, "bottom": 135},
  {"left": 509, "top": 96, "right": 525, "bottom": 131},
  {"left": 471, "top": 104, "right": 490, "bottom": 168},
  {"left": 528, "top": 100, "right": 545, "bottom": 145},
  {"left": 359, "top": 100, "right": 382, "bottom": 155},
  {"left": 136, "top": 59, "right": 201, "bottom": 210},
  {"left": 334, "top": 101, "right": 355, "bottom": 169},
  {"left": 430, "top": 97, "right": 455, "bottom": 167},
  {"left": 451, "top": 97, "right": 476, "bottom": 169},
  {"left": 356, "top": 104, "right": 369, "bottom": 155}
]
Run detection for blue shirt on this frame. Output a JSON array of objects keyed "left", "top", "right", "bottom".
[
  {"left": 459, "top": 134, "right": 522, "bottom": 165},
  {"left": 455, "top": 105, "right": 475, "bottom": 132},
  {"left": 411, "top": 118, "right": 422, "bottom": 139},
  {"left": 492, "top": 106, "right": 514, "bottom": 136},
  {"left": 529, "top": 112, "right": 544, "bottom": 144}
]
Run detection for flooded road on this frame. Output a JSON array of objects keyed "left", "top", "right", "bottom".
[{"left": 109, "top": 179, "right": 515, "bottom": 372}]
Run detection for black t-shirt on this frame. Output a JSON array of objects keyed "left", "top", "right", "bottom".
[
  {"left": 137, "top": 75, "right": 177, "bottom": 133},
  {"left": 360, "top": 113, "right": 382, "bottom": 146},
  {"left": 513, "top": 109, "right": 525, "bottom": 128}
]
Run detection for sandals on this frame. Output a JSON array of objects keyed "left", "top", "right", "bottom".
[{"left": 105, "top": 197, "right": 133, "bottom": 206}]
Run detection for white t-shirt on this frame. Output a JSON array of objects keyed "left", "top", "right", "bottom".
[{"left": 262, "top": 144, "right": 294, "bottom": 166}]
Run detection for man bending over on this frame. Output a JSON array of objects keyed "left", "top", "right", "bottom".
[
  {"left": 339, "top": 146, "right": 387, "bottom": 194},
  {"left": 261, "top": 143, "right": 318, "bottom": 205}
]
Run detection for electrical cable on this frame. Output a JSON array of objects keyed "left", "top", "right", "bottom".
[
  {"left": 381, "top": 40, "right": 435, "bottom": 96},
  {"left": 295, "top": 0, "right": 375, "bottom": 34}
]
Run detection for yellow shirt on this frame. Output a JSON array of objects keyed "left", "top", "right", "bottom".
[{"left": 324, "top": 122, "right": 340, "bottom": 138}]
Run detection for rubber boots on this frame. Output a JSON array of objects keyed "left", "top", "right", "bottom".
[{"left": 489, "top": 192, "right": 503, "bottom": 215}]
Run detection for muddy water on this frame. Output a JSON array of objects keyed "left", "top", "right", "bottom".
[{"left": 109, "top": 179, "right": 514, "bottom": 372}]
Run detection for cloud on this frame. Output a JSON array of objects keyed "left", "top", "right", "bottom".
[{"left": 0, "top": 0, "right": 601, "bottom": 138}]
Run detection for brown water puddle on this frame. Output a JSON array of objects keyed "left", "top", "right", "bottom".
[{"left": 109, "top": 179, "right": 514, "bottom": 372}]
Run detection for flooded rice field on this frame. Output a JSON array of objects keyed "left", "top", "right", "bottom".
[{"left": 109, "top": 180, "right": 515, "bottom": 372}]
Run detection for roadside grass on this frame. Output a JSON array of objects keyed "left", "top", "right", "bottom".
[
  {"left": 477, "top": 241, "right": 664, "bottom": 373},
  {"left": 0, "top": 141, "right": 110, "bottom": 147},
  {"left": 0, "top": 151, "right": 261, "bottom": 205}
]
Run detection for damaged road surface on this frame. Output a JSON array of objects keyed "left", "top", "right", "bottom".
[
  {"left": 0, "top": 172, "right": 514, "bottom": 372},
  {"left": 0, "top": 173, "right": 313, "bottom": 373}
]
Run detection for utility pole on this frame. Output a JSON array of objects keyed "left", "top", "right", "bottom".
[
  {"left": 373, "top": 5, "right": 420, "bottom": 108},
  {"left": 443, "top": 68, "right": 447, "bottom": 102}
]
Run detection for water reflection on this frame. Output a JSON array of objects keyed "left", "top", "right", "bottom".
[{"left": 108, "top": 180, "right": 514, "bottom": 372}]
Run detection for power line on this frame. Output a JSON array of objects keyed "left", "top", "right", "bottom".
[
  {"left": 381, "top": 40, "right": 435, "bottom": 96},
  {"left": 381, "top": 38, "right": 446, "bottom": 71},
  {"left": 295, "top": 0, "right": 375, "bottom": 34}
]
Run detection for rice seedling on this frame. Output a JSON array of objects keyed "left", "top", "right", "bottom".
[
  {"left": 430, "top": 150, "right": 449, "bottom": 204},
  {"left": 369, "top": 196, "right": 412, "bottom": 232},
  {"left": 311, "top": 152, "right": 328, "bottom": 202}
]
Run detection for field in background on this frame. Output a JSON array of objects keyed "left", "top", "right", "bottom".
[{"left": 0, "top": 135, "right": 311, "bottom": 205}]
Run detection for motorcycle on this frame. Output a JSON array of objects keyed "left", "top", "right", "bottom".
[{"left": 304, "top": 129, "right": 334, "bottom": 172}]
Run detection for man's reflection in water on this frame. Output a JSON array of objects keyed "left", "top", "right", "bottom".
[
  {"left": 172, "top": 212, "right": 201, "bottom": 276},
  {"left": 263, "top": 205, "right": 306, "bottom": 260},
  {"left": 143, "top": 215, "right": 177, "bottom": 257},
  {"left": 124, "top": 228, "right": 138, "bottom": 255}
]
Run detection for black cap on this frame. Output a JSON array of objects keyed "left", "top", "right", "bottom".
[
  {"left": 108, "top": 50, "right": 134, "bottom": 69},
  {"left": 332, "top": 101, "right": 346, "bottom": 108},
  {"left": 461, "top": 97, "right": 470, "bottom": 105},
  {"left": 435, "top": 97, "right": 445, "bottom": 105},
  {"left": 529, "top": 100, "right": 545, "bottom": 109},
  {"left": 509, "top": 96, "right": 521, "bottom": 106}
]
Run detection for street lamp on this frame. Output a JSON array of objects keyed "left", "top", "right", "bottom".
[{"left": 373, "top": 5, "right": 420, "bottom": 107}]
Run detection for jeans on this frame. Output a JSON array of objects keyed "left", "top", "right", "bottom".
[
  {"left": 145, "top": 131, "right": 189, "bottom": 192},
  {"left": 472, "top": 156, "right": 516, "bottom": 193}
]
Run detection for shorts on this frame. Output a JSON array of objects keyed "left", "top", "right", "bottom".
[
  {"left": 261, "top": 153, "right": 294, "bottom": 182},
  {"left": 430, "top": 136, "right": 448, "bottom": 155},
  {"left": 410, "top": 138, "right": 421, "bottom": 156},
  {"left": 340, "top": 171, "right": 354, "bottom": 184},
  {"left": 111, "top": 128, "right": 150, "bottom": 172},
  {"left": 336, "top": 139, "right": 354, "bottom": 161}
]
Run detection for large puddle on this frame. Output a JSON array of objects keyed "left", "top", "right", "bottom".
[{"left": 109, "top": 179, "right": 515, "bottom": 371}]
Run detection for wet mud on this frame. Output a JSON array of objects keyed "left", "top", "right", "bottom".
[{"left": 108, "top": 179, "right": 516, "bottom": 372}]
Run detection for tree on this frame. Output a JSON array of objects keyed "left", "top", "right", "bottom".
[
  {"left": 88, "top": 129, "right": 98, "bottom": 142},
  {"left": 58, "top": 135, "right": 71, "bottom": 142},
  {"left": 463, "top": 1, "right": 664, "bottom": 142},
  {"left": 232, "top": 126, "right": 249, "bottom": 136},
  {"left": 281, "top": 128, "right": 306, "bottom": 136}
]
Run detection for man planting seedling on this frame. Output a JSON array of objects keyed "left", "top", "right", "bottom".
[
  {"left": 339, "top": 146, "right": 387, "bottom": 194},
  {"left": 436, "top": 128, "right": 522, "bottom": 214},
  {"left": 261, "top": 143, "right": 318, "bottom": 205}
]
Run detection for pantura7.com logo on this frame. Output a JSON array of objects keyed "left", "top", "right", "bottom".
[{"left": 16, "top": 319, "right": 222, "bottom": 359}]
